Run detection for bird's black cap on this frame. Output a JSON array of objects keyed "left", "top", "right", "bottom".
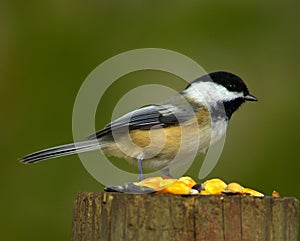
[{"left": 198, "top": 71, "right": 250, "bottom": 96}]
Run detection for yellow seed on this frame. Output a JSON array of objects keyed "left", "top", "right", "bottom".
[
  {"left": 203, "top": 178, "right": 227, "bottom": 195},
  {"left": 272, "top": 190, "right": 280, "bottom": 198},
  {"left": 164, "top": 181, "right": 191, "bottom": 195},
  {"left": 200, "top": 190, "right": 211, "bottom": 195},
  {"left": 243, "top": 188, "right": 264, "bottom": 197},
  {"left": 178, "top": 176, "right": 197, "bottom": 188},
  {"left": 225, "top": 182, "right": 244, "bottom": 194},
  {"left": 138, "top": 177, "right": 176, "bottom": 191}
]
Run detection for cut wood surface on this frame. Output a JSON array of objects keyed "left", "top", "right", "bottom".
[{"left": 72, "top": 192, "right": 299, "bottom": 241}]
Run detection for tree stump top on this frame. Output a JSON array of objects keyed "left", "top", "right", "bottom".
[{"left": 72, "top": 192, "right": 299, "bottom": 241}]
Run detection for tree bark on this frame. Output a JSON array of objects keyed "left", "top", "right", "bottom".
[{"left": 72, "top": 192, "right": 299, "bottom": 241}]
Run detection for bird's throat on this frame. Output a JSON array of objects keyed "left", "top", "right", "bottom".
[{"left": 223, "top": 98, "right": 245, "bottom": 120}]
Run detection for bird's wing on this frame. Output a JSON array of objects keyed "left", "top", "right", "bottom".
[{"left": 87, "top": 102, "right": 193, "bottom": 140}]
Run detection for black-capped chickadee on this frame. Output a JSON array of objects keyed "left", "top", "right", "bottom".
[{"left": 20, "top": 71, "right": 257, "bottom": 180}]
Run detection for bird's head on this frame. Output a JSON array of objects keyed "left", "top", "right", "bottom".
[{"left": 184, "top": 71, "right": 257, "bottom": 119}]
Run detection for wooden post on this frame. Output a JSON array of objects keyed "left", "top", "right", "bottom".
[{"left": 72, "top": 192, "right": 299, "bottom": 241}]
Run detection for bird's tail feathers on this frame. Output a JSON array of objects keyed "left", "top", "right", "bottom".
[{"left": 20, "top": 140, "right": 104, "bottom": 164}]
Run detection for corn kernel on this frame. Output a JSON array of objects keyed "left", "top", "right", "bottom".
[{"left": 203, "top": 178, "right": 227, "bottom": 195}]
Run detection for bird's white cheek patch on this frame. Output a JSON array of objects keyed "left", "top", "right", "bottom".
[{"left": 187, "top": 82, "right": 244, "bottom": 104}]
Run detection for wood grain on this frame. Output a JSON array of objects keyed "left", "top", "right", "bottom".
[{"left": 72, "top": 193, "right": 299, "bottom": 241}]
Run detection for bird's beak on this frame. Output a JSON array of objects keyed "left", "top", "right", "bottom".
[{"left": 244, "top": 94, "right": 258, "bottom": 101}]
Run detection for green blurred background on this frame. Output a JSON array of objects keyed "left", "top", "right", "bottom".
[{"left": 1, "top": 0, "right": 299, "bottom": 240}]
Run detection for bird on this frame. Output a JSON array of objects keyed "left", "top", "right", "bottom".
[{"left": 20, "top": 71, "right": 257, "bottom": 181}]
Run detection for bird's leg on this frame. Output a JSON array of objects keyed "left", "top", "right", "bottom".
[{"left": 137, "top": 156, "right": 145, "bottom": 181}]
